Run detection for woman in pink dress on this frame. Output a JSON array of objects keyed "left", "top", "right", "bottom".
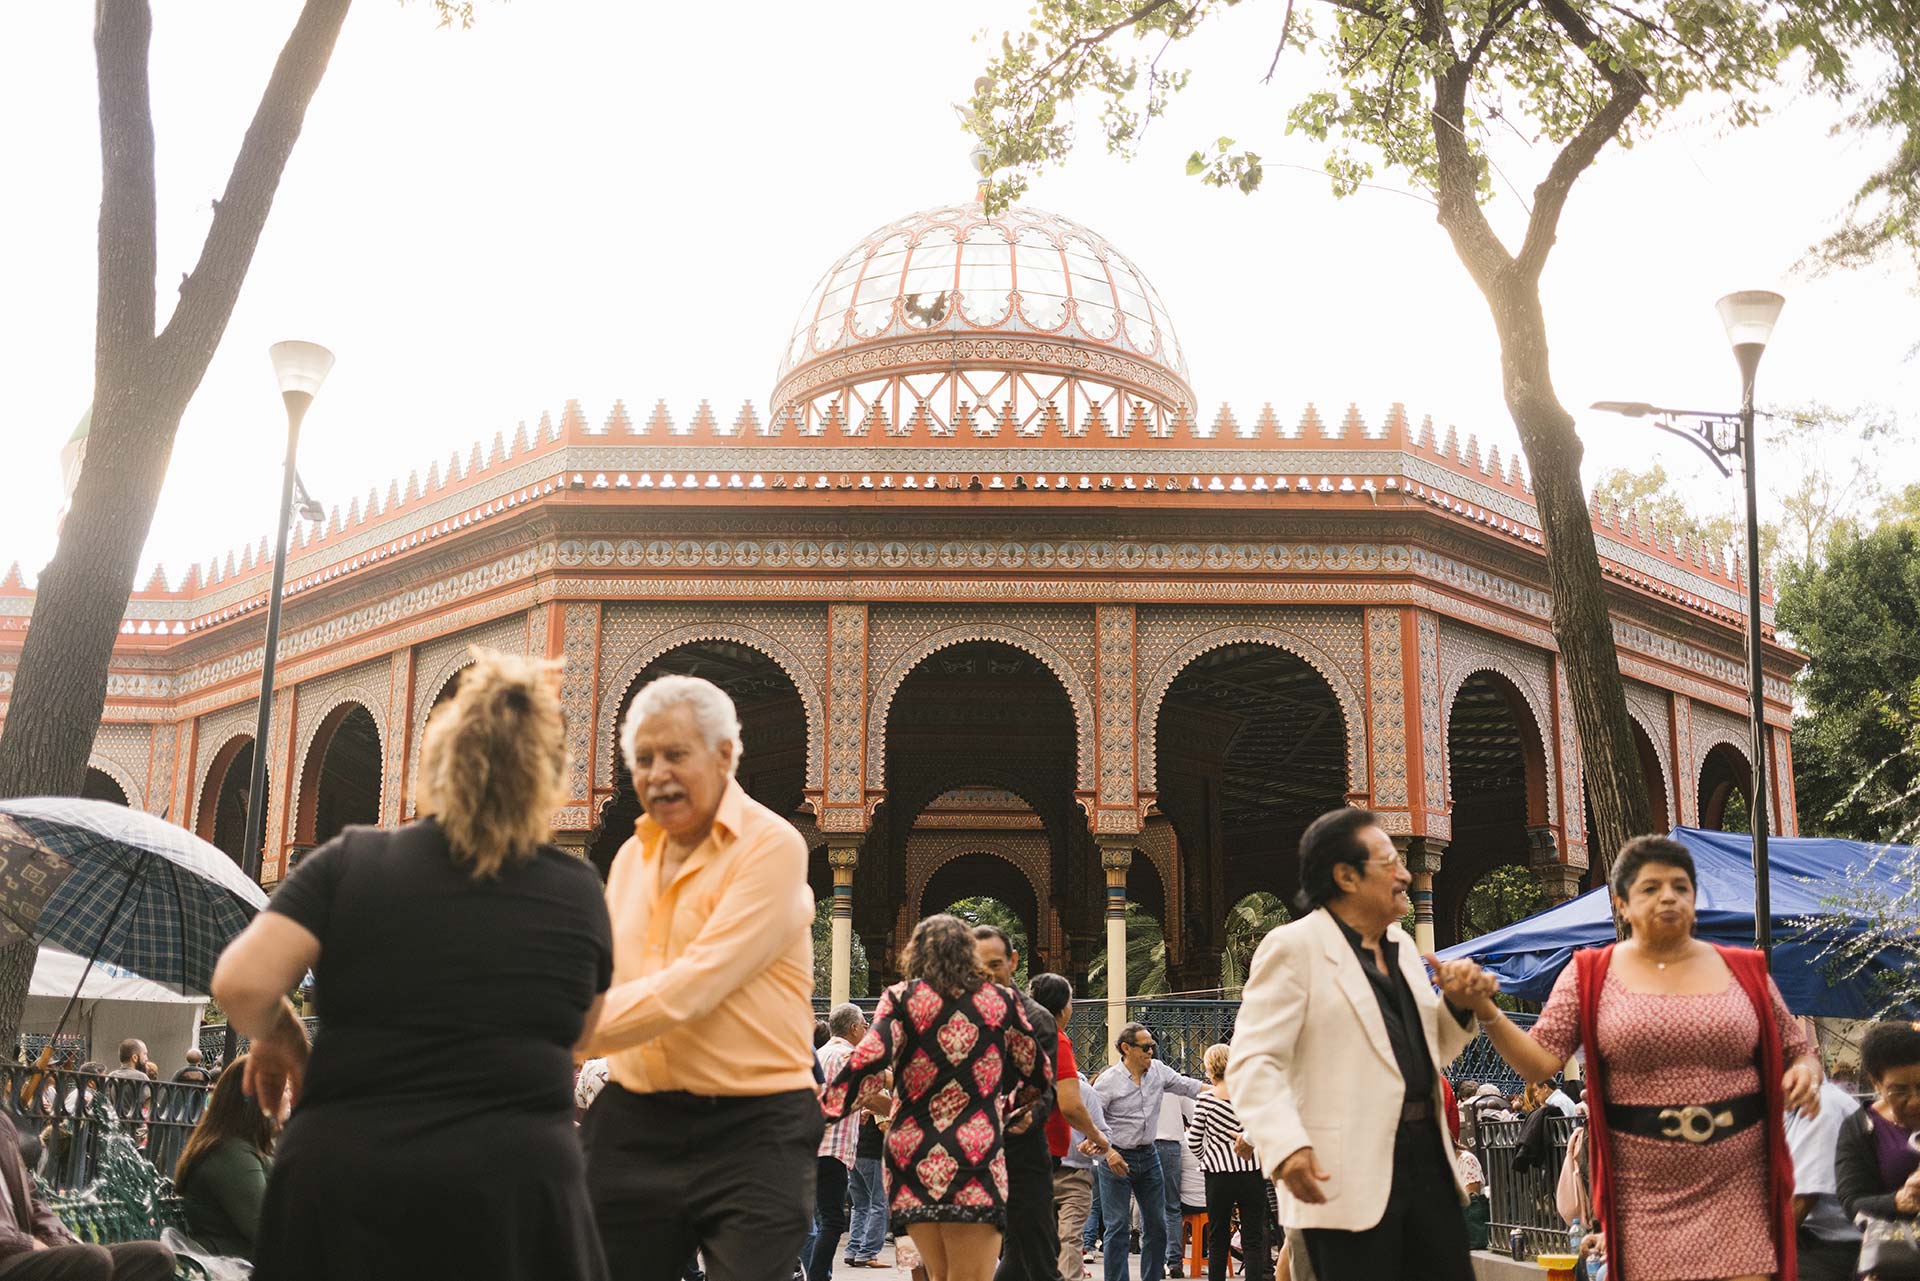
[{"left": 1463, "top": 835, "right": 1822, "bottom": 1281}]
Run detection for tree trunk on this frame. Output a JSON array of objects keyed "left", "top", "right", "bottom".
[
  {"left": 0, "top": 0, "right": 353, "bottom": 1049},
  {"left": 1484, "top": 278, "right": 1656, "bottom": 880}
]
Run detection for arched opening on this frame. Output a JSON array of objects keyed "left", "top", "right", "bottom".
[
  {"left": 881, "top": 641, "right": 1079, "bottom": 976},
  {"left": 1698, "top": 742, "right": 1753, "bottom": 832},
  {"left": 1458, "top": 864, "right": 1546, "bottom": 942},
  {"left": 1632, "top": 721, "right": 1671, "bottom": 835},
  {"left": 594, "top": 640, "right": 809, "bottom": 876},
  {"left": 1153, "top": 643, "right": 1347, "bottom": 970},
  {"left": 81, "top": 768, "right": 128, "bottom": 806},
  {"left": 197, "top": 737, "right": 268, "bottom": 865},
  {"left": 1435, "top": 672, "right": 1551, "bottom": 949},
  {"left": 297, "top": 703, "right": 383, "bottom": 846},
  {"left": 1221, "top": 891, "right": 1290, "bottom": 997}
]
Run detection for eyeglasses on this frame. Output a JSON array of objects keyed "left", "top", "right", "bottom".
[{"left": 1883, "top": 1084, "right": 1920, "bottom": 1103}]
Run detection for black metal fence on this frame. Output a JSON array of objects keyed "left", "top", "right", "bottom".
[
  {"left": 1, "top": 1064, "right": 213, "bottom": 1192},
  {"left": 1477, "top": 1113, "right": 1581, "bottom": 1256},
  {"left": 197, "top": 1018, "right": 320, "bottom": 1068}
]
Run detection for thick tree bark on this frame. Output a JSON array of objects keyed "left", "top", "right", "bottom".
[
  {"left": 1418, "top": 21, "right": 1656, "bottom": 888},
  {"left": 0, "top": 0, "right": 353, "bottom": 1047}
]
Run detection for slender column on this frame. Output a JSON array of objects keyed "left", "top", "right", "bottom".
[
  {"left": 828, "top": 839, "right": 861, "bottom": 1006},
  {"left": 1395, "top": 835, "right": 1446, "bottom": 953},
  {"left": 1527, "top": 825, "right": 1583, "bottom": 904},
  {"left": 1098, "top": 837, "right": 1133, "bottom": 1065}
]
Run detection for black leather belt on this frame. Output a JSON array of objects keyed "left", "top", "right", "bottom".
[{"left": 1608, "top": 1092, "right": 1764, "bottom": 1145}]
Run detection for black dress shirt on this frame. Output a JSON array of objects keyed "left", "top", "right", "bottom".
[{"left": 1330, "top": 913, "right": 1469, "bottom": 1107}]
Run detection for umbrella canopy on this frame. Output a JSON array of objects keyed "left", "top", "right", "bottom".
[
  {"left": 0, "top": 797, "right": 268, "bottom": 997},
  {"left": 1435, "top": 826, "right": 1918, "bottom": 1017}
]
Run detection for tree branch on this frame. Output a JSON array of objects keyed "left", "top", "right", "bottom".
[
  {"left": 1515, "top": 0, "right": 1649, "bottom": 280},
  {"left": 1262, "top": 0, "right": 1297, "bottom": 83},
  {"left": 93, "top": 0, "right": 159, "bottom": 386},
  {"left": 158, "top": 0, "right": 354, "bottom": 369},
  {"left": 1015, "top": 0, "right": 1185, "bottom": 97}
]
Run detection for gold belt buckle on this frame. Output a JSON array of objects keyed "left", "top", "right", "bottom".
[{"left": 1657, "top": 1104, "right": 1731, "bottom": 1143}]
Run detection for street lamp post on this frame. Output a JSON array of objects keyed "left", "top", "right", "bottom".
[
  {"left": 1592, "top": 290, "right": 1785, "bottom": 965},
  {"left": 1717, "top": 290, "right": 1786, "bottom": 965},
  {"left": 226, "top": 340, "right": 333, "bottom": 1064}
]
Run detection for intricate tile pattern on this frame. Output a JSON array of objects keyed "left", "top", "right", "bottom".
[
  {"left": 1555, "top": 664, "right": 1587, "bottom": 869},
  {"left": 170, "top": 723, "right": 194, "bottom": 824},
  {"left": 1673, "top": 695, "right": 1693, "bottom": 826},
  {"left": 1773, "top": 727, "right": 1796, "bottom": 835},
  {"left": 593, "top": 604, "right": 829, "bottom": 798},
  {"left": 560, "top": 603, "right": 601, "bottom": 806},
  {"left": 1095, "top": 606, "right": 1137, "bottom": 813},
  {"left": 1689, "top": 702, "right": 1774, "bottom": 825},
  {"left": 826, "top": 605, "right": 869, "bottom": 809},
  {"left": 88, "top": 723, "right": 152, "bottom": 812},
  {"left": 863, "top": 606, "right": 1096, "bottom": 795},
  {"left": 1132, "top": 607, "right": 1368, "bottom": 795},
  {"left": 263, "top": 688, "right": 292, "bottom": 883},
  {"left": 147, "top": 721, "right": 175, "bottom": 819},
  {"left": 1417, "top": 612, "right": 1445, "bottom": 821},
  {"left": 1436, "top": 621, "right": 1558, "bottom": 823},
  {"left": 1366, "top": 611, "right": 1409, "bottom": 808},
  {"left": 900, "top": 832, "right": 1059, "bottom": 960},
  {"left": 190, "top": 702, "right": 264, "bottom": 833},
  {"left": 405, "top": 613, "right": 535, "bottom": 817},
  {"left": 385, "top": 649, "right": 412, "bottom": 824}
]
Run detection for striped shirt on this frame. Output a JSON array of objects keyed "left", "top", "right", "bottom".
[
  {"left": 817, "top": 1037, "right": 859, "bottom": 1166},
  {"left": 1186, "top": 1091, "right": 1260, "bottom": 1174}
]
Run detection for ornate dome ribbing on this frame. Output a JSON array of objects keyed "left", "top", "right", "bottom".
[{"left": 769, "top": 203, "right": 1195, "bottom": 442}]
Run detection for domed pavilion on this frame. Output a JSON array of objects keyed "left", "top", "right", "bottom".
[{"left": 0, "top": 199, "right": 1800, "bottom": 1048}]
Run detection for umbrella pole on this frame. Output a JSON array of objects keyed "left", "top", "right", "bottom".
[{"left": 48, "top": 858, "right": 146, "bottom": 1045}]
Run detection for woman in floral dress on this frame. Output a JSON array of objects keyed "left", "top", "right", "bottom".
[
  {"left": 1467, "top": 835, "right": 1821, "bottom": 1281},
  {"left": 823, "top": 914, "right": 1052, "bottom": 1281}
]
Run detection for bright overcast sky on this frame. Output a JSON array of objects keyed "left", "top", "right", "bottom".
[{"left": 3, "top": 1, "right": 1915, "bottom": 585}]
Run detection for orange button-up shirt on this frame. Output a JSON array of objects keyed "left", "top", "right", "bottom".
[{"left": 588, "top": 777, "right": 816, "bottom": 1097}]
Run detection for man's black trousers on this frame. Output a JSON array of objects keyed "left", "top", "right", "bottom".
[
  {"left": 807, "top": 1156, "right": 851, "bottom": 1281},
  {"left": 583, "top": 1083, "right": 820, "bottom": 1281},
  {"left": 1300, "top": 1121, "right": 1472, "bottom": 1281},
  {"left": 992, "top": 1131, "right": 1062, "bottom": 1281}
]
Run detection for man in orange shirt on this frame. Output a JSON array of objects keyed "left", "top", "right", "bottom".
[{"left": 577, "top": 674, "right": 821, "bottom": 1281}]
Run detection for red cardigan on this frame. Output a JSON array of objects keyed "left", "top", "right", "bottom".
[{"left": 1571, "top": 944, "right": 1796, "bottom": 1281}]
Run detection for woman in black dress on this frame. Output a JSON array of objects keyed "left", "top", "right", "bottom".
[{"left": 212, "top": 648, "right": 612, "bottom": 1281}]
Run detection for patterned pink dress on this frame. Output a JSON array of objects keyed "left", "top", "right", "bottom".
[
  {"left": 821, "top": 977, "right": 1052, "bottom": 1231},
  {"left": 1531, "top": 963, "right": 1812, "bottom": 1281}
]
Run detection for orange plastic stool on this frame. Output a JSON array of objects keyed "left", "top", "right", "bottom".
[{"left": 1183, "top": 1210, "right": 1235, "bottom": 1277}]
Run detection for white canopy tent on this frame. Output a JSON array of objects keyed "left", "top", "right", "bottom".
[{"left": 24, "top": 946, "right": 207, "bottom": 1069}]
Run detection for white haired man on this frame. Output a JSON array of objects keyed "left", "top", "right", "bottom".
[{"left": 577, "top": 674, "right": 820, "bottom": 1281}]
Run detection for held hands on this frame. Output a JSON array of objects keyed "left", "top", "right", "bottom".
[
  {"left": 1233, "top": 1135, "right": 1256, "bottom": 1162},
  {"left": 1781, "top": 1061, "right": 1821, "bottom": 1116},
  {"left": 1276, "top": 1146, "right": 1332, "bottom": 1205},
  {"left": 1425, "top": 955, "right": 1501, "bottom": 1011},
  {"left": 1895, "top": 1170, "right": 1920, "bottom": 1217}
]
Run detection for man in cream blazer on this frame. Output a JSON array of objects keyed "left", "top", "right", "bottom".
[{"left": 1226, "top": 808, "right": 1495, "bottom": 1281}]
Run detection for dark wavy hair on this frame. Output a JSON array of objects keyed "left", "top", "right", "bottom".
[
  {"left": 903, "top": 914, "right": 988, "bottom": 998},
  {"left": 1862, "top": 1021, "right": 1920, "bottom": 1084},
  {"left": 175, "top": 1055, "right": 275, "bottom": 1191},
  {"left": 1296, "top": 807, "right": 1382, "bottom": 912},
  {"left": 1609, "top": 835, "right": 1697, "bottom": 902}
]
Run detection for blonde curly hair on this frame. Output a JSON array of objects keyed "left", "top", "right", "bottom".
[{"left": 415, "top": 647, "right": 568, "bottom": 878}]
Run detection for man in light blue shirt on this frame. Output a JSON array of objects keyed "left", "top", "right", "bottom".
[{"left": 1091, "top": 1023, "right": 1206, "bottom": 1281}]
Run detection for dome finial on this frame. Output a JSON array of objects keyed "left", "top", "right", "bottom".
[{"left": 955, "top": 101, "right": 994, "bottom": 205}]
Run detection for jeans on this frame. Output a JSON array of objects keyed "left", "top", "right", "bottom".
[
  {"left": 1097, "top": 1144, "right": 1167, "bottom": 1281},
  {"left": 1155, "top": 1139, "right": 1184, "bottom": 1263},
  {"left": 845, "top": 1156, "right": 887, "bottom": 1261}
]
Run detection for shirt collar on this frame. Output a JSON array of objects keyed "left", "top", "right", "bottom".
[
  {"left": 1329, "top": 907, "right": 1397, "bottom": 961},
  {"left": 634, "top": 776, "right": 750, "bottom": 859}
]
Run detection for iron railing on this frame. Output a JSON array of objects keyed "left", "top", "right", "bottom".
[
  {"left": 1447, "top": 1011, "right": 1539, "bottom": 1094},
  {"left": 1477, "top": 1113, "right": 1581, "bottom": 1256},
  {"left": 197, "top": 1018, "right": 320, "bottom": 1067},
  {"left": 1, "top": 1064, "right": 213, "bottom": 1192}
]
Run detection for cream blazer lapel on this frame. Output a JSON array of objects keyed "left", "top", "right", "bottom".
[{"left": 1314, "top": 908, "right": 1398, "bottom": 1075}]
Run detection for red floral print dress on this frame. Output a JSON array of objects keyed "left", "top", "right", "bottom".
[{"left": 822, "top": 977, "right": 1052, "bottom": 1231}]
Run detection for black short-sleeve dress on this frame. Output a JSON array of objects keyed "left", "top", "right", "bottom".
[{"left": 250, "top": 820, "right": 613, "bottom": 1281}]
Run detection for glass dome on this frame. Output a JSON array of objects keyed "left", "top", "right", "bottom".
[{"left": 776, "top": 203, "right": 1189, "bottom": 387}]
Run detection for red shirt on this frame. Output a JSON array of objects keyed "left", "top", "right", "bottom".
[{"left": 1046, "top": 1029, "right": 1079, "bottom": 1158}]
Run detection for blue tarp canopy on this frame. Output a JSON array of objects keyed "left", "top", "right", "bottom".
[{"left": 1435, "top": 827, "right": 1917, "bottom": 1017}]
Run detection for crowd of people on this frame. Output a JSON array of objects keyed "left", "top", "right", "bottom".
[{"left": 0, "top": 653, "right": 1909, "bottom": 1281}]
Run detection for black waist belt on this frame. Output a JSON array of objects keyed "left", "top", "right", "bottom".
[{"left": 1608, "top": 1092, "right": 1764, "bottom": 1145}]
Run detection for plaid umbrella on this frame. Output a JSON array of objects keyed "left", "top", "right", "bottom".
[{"left": 0, "top": 796, "right": 268, "bottom": 1000}]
